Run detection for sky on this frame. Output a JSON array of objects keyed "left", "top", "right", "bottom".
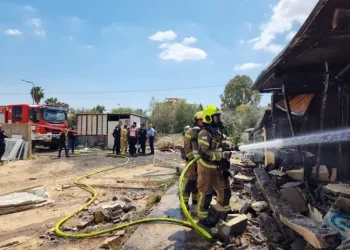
[{"left": 0, "top": 0, "right": 318, "bottom": 112}]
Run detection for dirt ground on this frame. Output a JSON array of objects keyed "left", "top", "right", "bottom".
[{"left": 0, "top": 152, "right": 183, "bottom": 250}]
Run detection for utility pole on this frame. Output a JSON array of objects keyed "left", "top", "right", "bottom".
[{"left": 21, "top": 79, "right": 35, "bottom": 105}]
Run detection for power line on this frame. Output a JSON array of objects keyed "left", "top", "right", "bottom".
[{"left": 0, "top": 84, "right": 226, "bottom": 96}]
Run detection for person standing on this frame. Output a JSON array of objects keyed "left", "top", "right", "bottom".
[
  {"left": 182, "top": 111, "right": 203, "bottom": 211},
  {"left": 147, "top": 124, "right": 155, "bottom": 155},
  {"left": 58, "top": 129, "right": 69, "bottom": 158},
  {"left": 196, "top": 105, "right": 232, "bottom": 228},
  {"left": 128, "top": 123, "right": 137, "bottom": 156},
  {"left": 138, "top": 123, "right": 147, "bottom": 156},
  {"left": 67, "top": 126, "right": 77, "bottom": 155},
  {"left": 0, "top": 124, "right": 8, "bottom": 163},
  {"left": 112, "top": 121, "right": 122, "bottom": 155},
  {"left": 120, "top": 125, "right": 128, "bottom": 155}
]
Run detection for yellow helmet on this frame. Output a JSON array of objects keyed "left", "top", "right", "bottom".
[
  {"left": 193, "top": 111, "right": 203, "bottom": 121},
  {"left": 202, "top": 105, "right": 222, "bottom": 124}
]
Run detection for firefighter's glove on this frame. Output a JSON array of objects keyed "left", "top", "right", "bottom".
[{"left": 222, "top": 151, "right": 232, "bottom": 160}]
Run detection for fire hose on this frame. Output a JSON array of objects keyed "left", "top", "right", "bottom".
[{"left": 54, "top": 155, "right": 212, "bottom": 240}]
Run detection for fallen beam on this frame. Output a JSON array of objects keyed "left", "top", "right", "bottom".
[{"left": 254, "top": 168, "right": 340, "bottom": 249}]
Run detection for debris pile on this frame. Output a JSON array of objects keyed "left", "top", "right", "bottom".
[
  {"left": 3, "top": 136, "right": 29, "bottom": 161},
  {"left": 210, "top": 152, "right": 350, "bottom": 249}
]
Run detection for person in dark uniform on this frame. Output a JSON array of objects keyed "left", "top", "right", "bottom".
[
  {"left": 58, "top": 129, "right": 69, "bottom": 158},
  {"left": 67, "top": 126, "right": 77, "bottom": 154},
  {"left": 0, "top": 124, "right": 8, "bottom": 163},
  {"left": 112, "top": 121, "right": 122, "bottom": 155},
  {"left": 138, "top": 123, "right": 147, "bottom": 156}
]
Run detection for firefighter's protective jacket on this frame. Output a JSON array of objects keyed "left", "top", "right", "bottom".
[{"left": 197, "top": 127, "right": 223, "bottom": 168}]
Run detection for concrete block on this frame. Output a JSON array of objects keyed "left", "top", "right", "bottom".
[
  {"left": 243, "top": 183, "right": 252, "bottom": 194},
  {"left": 287, "top": 165, "right": 329, "bottom": 182},
  {"left": 280, "top": 182, "right": 303, "bottom": 189},
  {"left": 234, "top": 173, "right": 255, "bottom": 182},
  {"left": 209, "top": 202, "right": 228, "bottom": 224},
  {"left": 217, "top": 215, "right": 248, "bottom": 243}
]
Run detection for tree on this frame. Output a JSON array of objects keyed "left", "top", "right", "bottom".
[
  {"left": 30, "top": 87, "right": 45, "bottom": 105},
  {"left": 90, "top": 105, "right": 106, "bottom": 114},
  {"left": 173, "top": 102, "right": 199, "bottom": 132},
  {"left": 150, "top": 101, "right": 174, "bottom": 134},
  {"left": 220, "top": 75, "right": 261, "bottom": 110},
  {"left": 45, "top": 97, "right": 58, "bottom": 105},
  {"left": 198, "top": 103, "right": 204, "bottom": 111}
]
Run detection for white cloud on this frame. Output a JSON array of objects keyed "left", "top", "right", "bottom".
[
  {"left": 234, "top": 63, "right": 264, "bottom": 71},
  {"left": 4, "top": 29, "right": 22, "bottom": 36},
  {"left": 86, "top": 45, "right": 94, "bottom": 49},
  {"left": 182, "top": 36, "right": 197, "bottom": 45},
  {"left": 250, "top": 0, "right": 317, "bottom": 52},
  {"left": 158, "top": 43, "right": 207, "bottom": 62},
  {"left": 248, "top": 37, "right": 259, "bottom": 43},
  {"left": 21, "top": 5, "right": 36, "bottom": 12},
  {"left": 244, "top": 22, "right": 252, "bottom": 30},
  {"left": 267, "top": 44, "right": 284, "bottom": 53},
  {"left": 149, "top": 30, "right": 177, "bottom": 42},
  {"left": 72, "top": 17, "right": 82, "bottom": 23},
  {"left": 27, "top": 18, "right": 45, "bottom": 38},
  {"left": 240, "top": 39, "right": 244, "bottom": 44},
  {"left": 285, "top": 30, "right": 297, "bottom": 40}
]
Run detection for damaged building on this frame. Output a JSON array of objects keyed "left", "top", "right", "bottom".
[{"left": 245, "top": 0, "right": 350, "bottom": 249}]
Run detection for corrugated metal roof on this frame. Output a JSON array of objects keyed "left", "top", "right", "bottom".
[
  {"left": 276, "top": 94, "right": 315, "bottom": 116},
  {"left": 254, "top": 0, "right": 350, "bottom": 92}
]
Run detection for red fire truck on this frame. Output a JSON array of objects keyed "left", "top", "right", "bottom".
[{"left": 0, "top": 104, "right": 68, "bottom": 149}]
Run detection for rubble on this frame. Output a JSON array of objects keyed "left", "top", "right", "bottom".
[
  {"left": 287, "top": 165, "right": 336, "bottom": 182},
  {"left": 251, "top": 201, "right": 268, "bottom": 212},
  {"left": 255, "top": 168, "right": 340, "bottom": 249},
  {"left": 280, "top": 187, "right": 308, "bottom": 213},
  {"left": 100, "top": 236, "right": 123, "bottom": 249},
  {"left": 323, "top": 196, "right": 350, "bottom": 239},
  {"left": 216, "top": 214, "right": 248, "bottom": 243},
  {"left": 323, "top": 183, "right": 350, "bottom": 199},
  {"left": 268, "top": 170, "right": 288, "bottom": 187},
  {"left": 291, "top": 237, "right": 307, "bottom": 250}
]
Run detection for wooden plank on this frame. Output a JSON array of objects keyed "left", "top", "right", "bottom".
[{"left": 254, "top": 168, "right": 340, "bottom": 249}]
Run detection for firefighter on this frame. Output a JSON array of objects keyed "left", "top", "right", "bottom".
[
  {"left": 120, "top": 125, "right": 128, "bottom": 156},
  {"left": 182, "top": 111, "right": 203, "bottom": 211},
  {"left": 58, "top": 129, "right": 69, "bottom": 158},
  {"left": 138, "top": 123, "right": 147, "bottom": 156},
  {"left": 128, "top": 123, "right": 138, "bottom": 156},
  {"left": 0, "top": 124, "right": 8, "bottom": 163},
  {"left": 196, "top": 105, "right": 232, "bottom": 227},
  {"left": 112, "top": 121, "right": 122, "bottom": 155}
]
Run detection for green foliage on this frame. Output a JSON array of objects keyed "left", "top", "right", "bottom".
[
  {"left": 44, "top": 97, "right": 69, "bottom": 108},
  {"left": 220, "top": 75, "right": 261, "bottom": 110},
  {"left": 149, "top": 98, "right": 201, "bottom": 134},
  {"left": 30, "top": 86, "right": 45, "bottom": 105},
  {"left": 90, "top": 105, "right": 106, "bottom": 114},
  {"left": 110, "top": 107, "right": 147, "bottom": 116},
  {"left": 198, "top": 103, "right": 204, "bottom": 111}
]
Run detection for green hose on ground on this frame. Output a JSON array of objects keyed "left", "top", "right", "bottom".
[{"left": 54, "top": 155, "right": 212, "bottom": 240}]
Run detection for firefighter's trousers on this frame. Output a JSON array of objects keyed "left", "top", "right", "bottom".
[
  {"left": 121, "top": 139, "right": 127, "bottom": 155},
  {"left": 197, "top": 162, "right": 231, "bottom": 219},
  {"left": 182, "top": 162, "right": 198, "bottom": 206}
]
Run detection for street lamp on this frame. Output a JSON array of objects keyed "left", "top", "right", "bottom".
[{"left": 21, "top": 79, "right": 35, "bottom": 105}]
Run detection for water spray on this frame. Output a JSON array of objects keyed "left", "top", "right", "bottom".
[{"left": 238, "top": 128, "right": 350, "bottom": 152}]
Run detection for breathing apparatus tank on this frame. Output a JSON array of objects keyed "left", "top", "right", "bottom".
[{"left": 191, "top": 126, "right": 200, "bottom": 154}]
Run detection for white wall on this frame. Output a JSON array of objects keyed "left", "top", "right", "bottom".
[
  {"left": 108, "top": 121, "right": 119, "bottom": 149},
  {"left": 130, "top": 115, "right": 141, "bottom": 127}
]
